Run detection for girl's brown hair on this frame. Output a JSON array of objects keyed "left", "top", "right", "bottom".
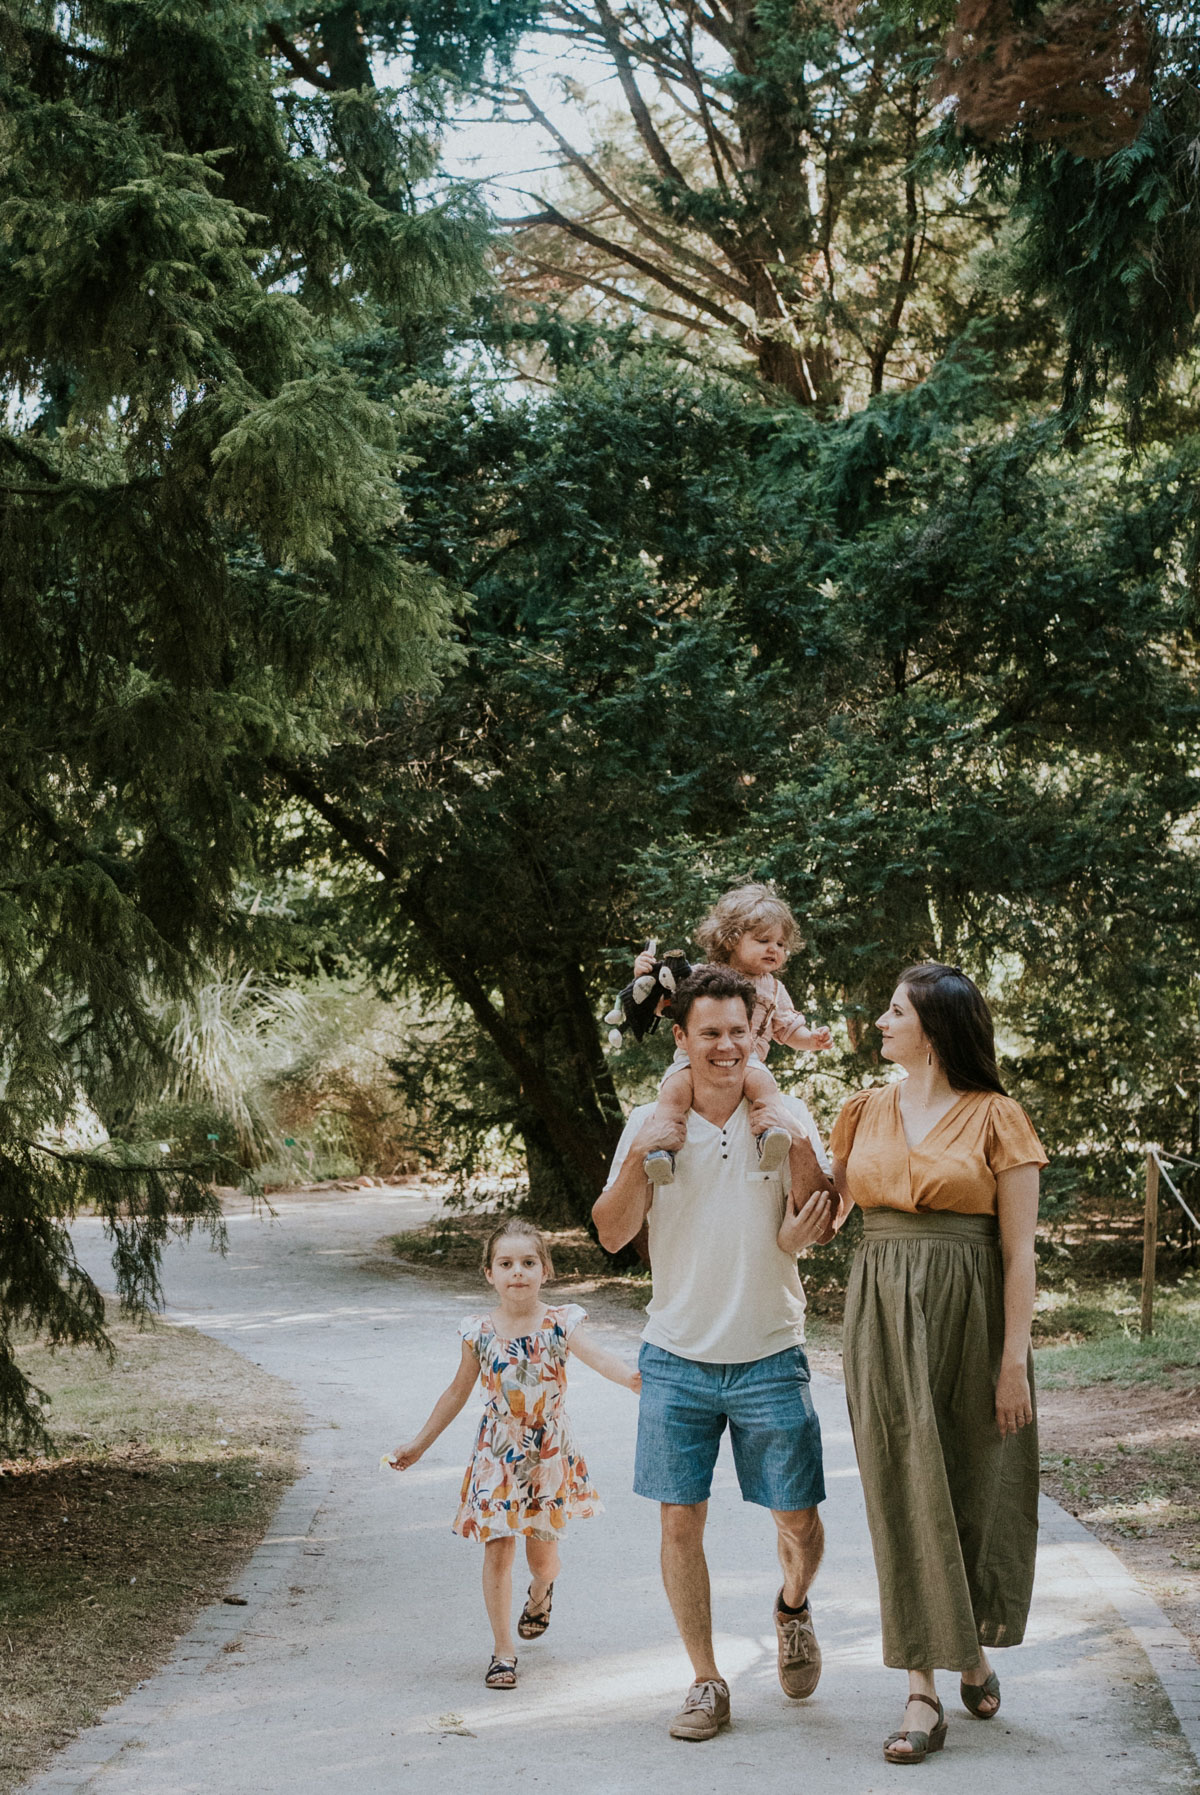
[
  {"left": 694, "top": 882, "right": 799, "bottom": 964},
  {"left": 481, "top": 1219, "right": 555, "bottom": 1277},
  {"left": 898, "top": 962, "right": 1007, "bottom": 1095}
]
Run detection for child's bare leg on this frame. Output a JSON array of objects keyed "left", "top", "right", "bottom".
[
  {"left": 644, "top": 1067, "right": 692, "bottom": 1185},
  {"left": 523, "top": 1536, "right": 561, "bottom": 1617},
  {"left": 743, "top": 1061, "right": 780, "bottom": 1107},
  {"left": 656, "top": 1067, "right": 693, "bottom": 1142},
  {"left": 482, "top": 1536, "right": 517, "bottom": 1659},
  {"left": 743, "top": 1062, "right": 792, "bottom": 1171}
]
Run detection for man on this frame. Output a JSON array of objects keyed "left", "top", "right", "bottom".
[{"left": 593, "top": 962, "right": 837, "bottom": 1742}]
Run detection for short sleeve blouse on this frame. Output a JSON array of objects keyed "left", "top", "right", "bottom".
[{"left": 828, "top": 1084, "right": 1047, "bottom": 1216}]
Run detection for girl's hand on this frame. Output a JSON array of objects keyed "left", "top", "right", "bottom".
[
  {"left": 386, "top": 1441, "right": 423, "bottom": 1471},
  {"left": 803, "top": 1026, "right": 834, "bottom": 1051},
  {"left": 994, "top": 1362, "right": 1033, "bottom": 1438},
  {"left": 633, "top": 950, "right": 655, "bottom": 978},
  {"left": 627, "top": 1369, "right": 642, "bottom": 1393}
]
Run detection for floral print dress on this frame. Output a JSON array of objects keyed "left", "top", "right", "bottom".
[{"left": 453, "top": 1303, "right": 603, "bottom": 1544}]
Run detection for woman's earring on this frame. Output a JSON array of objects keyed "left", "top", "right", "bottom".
[{"left": 927, "top": 1050, "right": 932, "bottom": 1066}]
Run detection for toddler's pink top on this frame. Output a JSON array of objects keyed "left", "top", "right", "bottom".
[{"left": 747, "top": 973, "right": 812, "bottom": 1060}]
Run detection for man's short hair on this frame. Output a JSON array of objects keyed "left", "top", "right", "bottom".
[{"left": 670, "top": 963, "right": 756, "bottom": 1033}]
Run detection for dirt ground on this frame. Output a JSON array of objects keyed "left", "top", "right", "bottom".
[
  {"left": 0, "top": 1317, "right": 301, "bottom": 1795},
  {"left": 1038, "top": 1378, "right": 1200, "bottom": 1654}
]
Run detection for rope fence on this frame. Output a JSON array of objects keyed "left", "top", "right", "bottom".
[{"left": 1140, "top": 1146, "right": 1200, "bottom": 1339}]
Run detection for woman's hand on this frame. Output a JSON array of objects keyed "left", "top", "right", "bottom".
[
  {"left": 994, "top": 1361, "right": 1033, "bottom": 1438},
  {"left": 627, "top": 1368, "right": 643, "bottom": 1394}
]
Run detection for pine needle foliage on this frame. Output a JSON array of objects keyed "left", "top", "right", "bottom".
[
  {"left": 0, "top": 0, "right": 493, "bottom": 1444},
  {"left": 932, "top": 0, "right": 1151, "bottom": 157},
  {"left": 934, "top": 2, "right": 1200, "bottom": 429}
]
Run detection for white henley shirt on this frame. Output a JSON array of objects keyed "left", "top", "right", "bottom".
[{"left": 605, "top": 1093, "right": 831, "bottom": 1364}]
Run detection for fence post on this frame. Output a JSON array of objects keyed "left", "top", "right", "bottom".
[{"left": 1141, "top": 1148, "right": 1161, "bottom": 1340}]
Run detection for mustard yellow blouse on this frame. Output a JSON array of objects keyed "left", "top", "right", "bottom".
[{"left": 829, "top": 1084, "right": 1047, "bottom": 1216}]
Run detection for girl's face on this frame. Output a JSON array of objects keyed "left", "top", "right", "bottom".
[
  {"left": 875, "top": 984, "right": 930, "bottom": 1070},
  {"left": 486, "top": 1237, "right": 547, "bottom": 1304},
  {"left": 730, "top": 927, "right": 789, "bottom": 979}
]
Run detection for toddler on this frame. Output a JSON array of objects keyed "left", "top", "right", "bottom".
[{"left": 635, "top": 883, "right": 832, "bottom": 1184}]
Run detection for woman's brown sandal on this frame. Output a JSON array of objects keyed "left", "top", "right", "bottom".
[
  {"left": 960, "top": 1670, "right": 1000, "bottom": 1718},
  {"left": 883, "top": 1693, "right": 948, "bottom": 1764},
  {"left": 485, "top": 1655, "right": 518, "bottom": 1689},
  {"left": 517, "top": 1581, "right": 554, "bottom": 1640}
]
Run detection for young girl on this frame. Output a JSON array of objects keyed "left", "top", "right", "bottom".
[
  {"left": 635, "top": 882, "right": 834, "bottom": 1184},
  {"left": 386, "top": 1219, "right": 640, "bottom": 1690}
]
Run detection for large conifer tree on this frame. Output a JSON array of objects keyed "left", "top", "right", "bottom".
[{"left": 0, "top": 0, "right": 521, "bottom": 1444}]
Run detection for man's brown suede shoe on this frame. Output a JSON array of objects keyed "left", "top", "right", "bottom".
[
  {"left": 668, "top": 1677, "right": 731, "bottom": 1740},
  {"left": 775, "top": 1593, "right": 821, "bottom": 1698}
]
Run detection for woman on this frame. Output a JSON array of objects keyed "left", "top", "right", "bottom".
[{"left": 829, "top": 963, "right": 1045, "bottom": 1765}]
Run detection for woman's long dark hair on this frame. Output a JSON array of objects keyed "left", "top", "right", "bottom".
[{"left": 898, "top": 963, "right": 1007, "bottom": 1095}]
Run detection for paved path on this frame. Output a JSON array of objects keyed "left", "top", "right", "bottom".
[{"left": 25, "top": 1189, "right": 1200, "bottom": 1794}]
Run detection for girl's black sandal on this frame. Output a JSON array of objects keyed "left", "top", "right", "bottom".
[{"left": 517, "top": 1581, "right": 554, "bottom": 1639}]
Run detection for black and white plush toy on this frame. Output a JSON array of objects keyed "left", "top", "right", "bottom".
[{"left": 604, "top": 938, "right": 694, "bottom": 1048}]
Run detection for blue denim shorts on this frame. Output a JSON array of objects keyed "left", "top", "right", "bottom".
[{"left": 634, "top": 1341, "right": 825, "bottom": 1511}]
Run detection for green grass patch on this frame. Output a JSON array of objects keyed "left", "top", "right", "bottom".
[
  {"left": 1036, "top": 1321, "right": 1200, "bottom": 1389},
  {"left": 1034, "top": 1272, "right": 1200, "bottom": 1388},
  {"left": 0, "top": 1316, "right": 300, "bottom": 1794},
  {"left": 251, "top": 1147, "right": 358, "bottom": 1190}
]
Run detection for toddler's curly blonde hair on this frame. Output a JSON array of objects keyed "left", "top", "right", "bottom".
[{"left": 694, "top": 883, "right": 800, "bottom": 965}]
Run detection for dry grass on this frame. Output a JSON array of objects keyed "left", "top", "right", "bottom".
[
  {"left": 1039, "top": 1378, "right": 1200, "bottom": 1655},
  {"left": 0, "top": 1316, "right": 300, "bottom": 1794},
  {"left": 387, "top": 1209, "right": 631, "bottom": 1284}
]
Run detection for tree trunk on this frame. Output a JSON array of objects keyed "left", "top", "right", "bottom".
[
  {"left": 517, "top": 1104, "right": 642, "bottom": 1267},
  {"left": 322, "top": 5, "right": 373, "bottom": 88},
  {"left": 751, "top": 323, "right": 839, "bottom": 409},
  {"left": 520, "top": 1115, "right": 597, "bottom": 1227},
  {"left": 272, "top": 766, "right": 633, "bottom": 1244},
  {"left": 500, "top": 961, "right": 625, "bottom": 1231}
]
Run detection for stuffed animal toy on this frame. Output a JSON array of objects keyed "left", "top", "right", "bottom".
[{"left": 604, "top": 939, "right": 694, "bottom": 1047}]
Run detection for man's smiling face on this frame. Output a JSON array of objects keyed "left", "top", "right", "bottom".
[{"left": 676, "top": 995, "right": 753, "bottom": 1091}]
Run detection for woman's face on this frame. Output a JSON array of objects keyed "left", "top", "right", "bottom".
[{"left": 875, "top": 984, "right": 929, "bottom": 1069}]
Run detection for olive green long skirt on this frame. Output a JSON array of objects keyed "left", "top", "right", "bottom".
[{"left": 843, "top": 1209, "right": 1039, "bottom": 1671}]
